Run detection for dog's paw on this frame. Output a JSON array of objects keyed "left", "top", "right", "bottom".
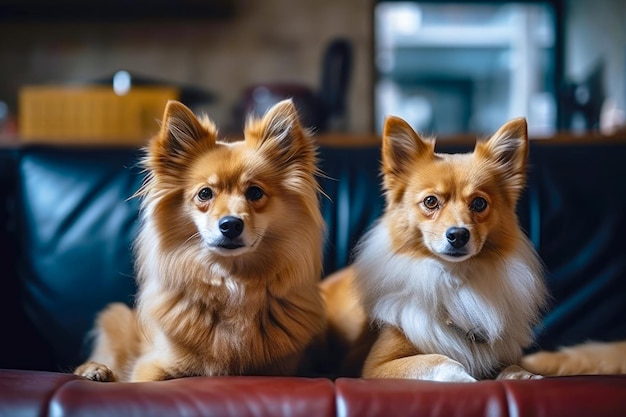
[
  {"left": 429, "top": 360, "right": 477, "bottom": 382},
  {"left": 74, "top": 361, "right": 117, "bottom": 382},
  {"left": 520, "top": 351, "right": 564, "bottom": 376},
  {"left": 496, "top": 364, "right": 542, "bottom": 380}
]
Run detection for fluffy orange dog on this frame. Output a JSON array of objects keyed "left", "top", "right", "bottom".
[
  {"left": 74, "top": 99, "right": 326, "bottom": 382},
  {"left": 323, "top": 116, "right": 548, "bottom": 382}
]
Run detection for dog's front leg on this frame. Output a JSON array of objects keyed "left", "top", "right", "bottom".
[
  {"left": 74, "top": 302, "right": 139, "bottom": 382},
  {"left": 130, "top": 355, "right": 173, "bottom": 382},
  {"left": 362, "top": 326, "right": 476, "bottom": 382}
]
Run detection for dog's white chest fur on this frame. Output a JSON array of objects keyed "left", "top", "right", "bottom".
[{"left": 354, "top": 223, "right": 546, "bottom": 379}]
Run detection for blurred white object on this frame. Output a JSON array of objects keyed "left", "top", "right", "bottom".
[
  {"left": 113, "top": 70, "right": 131, "bottom": 96},
  {"left": 600, "top": 98, "right": 626, "bottom": 135}
]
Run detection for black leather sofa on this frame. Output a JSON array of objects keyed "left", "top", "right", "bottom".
[{"left": 1, "top": 137, "right": 626, "bottom": 416}]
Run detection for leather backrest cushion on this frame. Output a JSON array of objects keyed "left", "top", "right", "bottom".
[
  {"left": 18, "top": 147, "right": 142, "bottom": 370},
  {"left": 525, "top": 143, "right": 626, "bottom": 351},
  {"left": 0, "top": 150, "right": 19, "bottom": 293},
  {"left": 317, "top": 145, "right": 385, "bottom": 273},
  {"left": 0, "top": 150, "right": 25, "bottom": 367}
]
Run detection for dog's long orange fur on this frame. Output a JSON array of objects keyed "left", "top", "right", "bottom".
[
  {"left": 322, "top": 116, "right": 548, "bottom": 382},
  {"left": 74, "top": 99, "right": 326, "bottom": 382}
]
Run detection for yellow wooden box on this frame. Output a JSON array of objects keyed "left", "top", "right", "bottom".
[{"left": 19, "top": 85, "right": 179, "bottom": 145}]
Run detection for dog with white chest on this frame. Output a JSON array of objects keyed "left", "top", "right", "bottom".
[{"left": 322, "top": 115, "right": 548, "bottom": 382}]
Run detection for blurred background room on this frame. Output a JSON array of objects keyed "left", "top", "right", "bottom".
[{"left": 0, "top": 0, "right": 625, "bottom": 144}]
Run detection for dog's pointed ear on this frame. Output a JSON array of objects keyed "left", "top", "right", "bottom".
[
  {"left": 144, "top": 100, "right": 217, "bottom": 177},
  {"left": 382, "top": 116, "right": 434, "bottom": 178},
  {"left": 248, "top": 99, "right": 301, "bottom": 147},
  {"left": 260, "top": 99, "right": 299, "bottom": 142},
  {"left": 477, "top": 117, "right": 528, "bottom": 194},
  {"left": 246, "top": 99, "right": 314, "bottom": 164},
  {"left": 137, "top": 101, "right": 218, "bottom": 197},
  {"left": 145, "top": 100, "right": 217, "bottom": 178},
  {"left": 155, "top": 100, "right": 217, "bottom": 156}
]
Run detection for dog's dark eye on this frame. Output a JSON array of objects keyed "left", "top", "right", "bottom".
[
  {"left": 470, "top": 197, "right": 488, "bottom": 212},
  {"left": 423, "top": 195, "right": 439, "bottom": 210},
  {"left": 245, "top": 185, "right": 264, "bottom": 201},
  {"left": 197, "top": 187, "right": 213, "bottom": 201}
]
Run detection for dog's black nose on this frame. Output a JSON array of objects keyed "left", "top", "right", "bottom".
[
  {"left": 218, "top": 216, "right": 244, "bottom": 239},
  {"left": 446, "top": 227, "right": 470, "bottom": 249}
]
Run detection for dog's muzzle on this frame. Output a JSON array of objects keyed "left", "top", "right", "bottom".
[
  {"left": 216, "top": 216, "right": 245, "bottom": 249},
  {"left": 446, "top": 227, "right": 470, "bottom": 249}
]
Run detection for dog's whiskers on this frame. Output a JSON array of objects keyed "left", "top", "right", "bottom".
[{"left": 183, "top": 231, "right": 201, "bottom": 246}]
